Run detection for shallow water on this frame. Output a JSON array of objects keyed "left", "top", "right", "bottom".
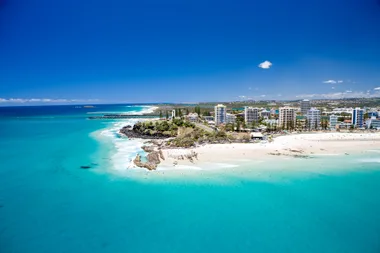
[{"left": 1, "top": 105, "right": 380, "bottom": 253}]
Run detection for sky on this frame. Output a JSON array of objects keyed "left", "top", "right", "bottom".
[{"left": 1, "top": 0, "right": 380, "bottom": 105}]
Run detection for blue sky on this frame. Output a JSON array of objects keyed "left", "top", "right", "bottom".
[{"left": 1, "top": 0, "right": 380, "bottom": 105}]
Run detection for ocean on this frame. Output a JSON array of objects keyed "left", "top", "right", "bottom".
[{"left": 1, "top": 104, "right": 380, "bottom": 253}]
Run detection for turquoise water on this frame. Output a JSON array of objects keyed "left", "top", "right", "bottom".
[{"left": 1, "top": 105, "right": 380, "bottom": 253}]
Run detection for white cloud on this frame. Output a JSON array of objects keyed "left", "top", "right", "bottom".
[
  {"left": 296, "top": 90, "right": 380, "bottom": 99},
  {"left": 0, "top": 98, "right": 100, "bottom": 104},
  {"left": 374, "top": 87, "right": 380, "bottom": 90},
  {"left": 258, "top": 61, "right": 272, "bottom": 69},
  {"left": 323, "top": 80, "right": 337, "bottom": 84}
]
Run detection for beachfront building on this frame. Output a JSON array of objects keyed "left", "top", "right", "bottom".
[
  {"left": 352, "top": 107, "right": 364, "bottom": 128},
  {"left": 186, "top": 113, "right": 198, "bottom": 123},
  {"left": 214, "top": 104, "right": 227, "bottom": 125},
  {"left": 300, "top": 99, "right": 311, "bottom": 116},
  {"left": 329, "top": 115, "right": 338, "bottom": 130},
  {"left": 366, "top": 116, "right": 380, "bottom": 130},
  {"left": 244, "top": 107, "right": 259, "bottom": 124},
  {"left": 296, "top": 116, "right": 307, "bottom": 130},
  {"left": 307, "top": 108, "right": 321, "bottom": 130},
  {"left": 279, "top": 107, "right": 297, "bottom": 129},
  {"left": 226, "top": 113, "right": 236, "bottom": 124},
  {"left": 260, "top": 109, "right": 271, "bottom": 119}
]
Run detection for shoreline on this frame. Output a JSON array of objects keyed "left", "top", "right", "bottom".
[{"left": 157, "top": 132, "right": 380, "bottom": 169}]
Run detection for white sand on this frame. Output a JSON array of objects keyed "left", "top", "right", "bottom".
[{"left": 159, "top": 132, "right": 380, "bottom": 169}]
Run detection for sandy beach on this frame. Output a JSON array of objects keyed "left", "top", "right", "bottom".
[{"left": 159, "top": 132, "right": 380, "bottom": 169}]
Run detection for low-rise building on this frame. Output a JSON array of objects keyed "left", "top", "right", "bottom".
[
  {"left": 186, "top": 113, "right": 198, "bottom": 123},
  {"left": 226, "top": 113, "right": 236, "bottom": 124},
  {"left": 296, "top": 116, "right": 307, "bottom": 130},
  {"left": 366, "top": 116, "right": 380, "bottom": 130},
  {"left": 260, "top": 109, "right": 271, "bottom": 119},
  {"left": 203, "top": 116, "right": 214, "bottom": 121},
  {"left": 329, "top": 115, "right": 338, "bottom": 130}
]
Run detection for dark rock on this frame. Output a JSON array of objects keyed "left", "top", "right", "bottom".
[{"left": 141, "top": 145, "right": 155, "bottom": 152}]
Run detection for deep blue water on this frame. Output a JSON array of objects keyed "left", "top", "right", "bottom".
[{"left": 1, "top": 105, "right": 380, "bottom": 253}]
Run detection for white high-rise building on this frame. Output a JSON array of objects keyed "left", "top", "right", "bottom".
[
  {"left": 214, "top": 104, "right": 227, "bottom": 125},
  {"left": 244, "top": 107, "right": 259, "bottom": 124},
  {"left": 329, "top": 115, "right": 338, "bottom": 130},
  {"left": 279, "top": 107, "right": 297, "bottom": 129},
  {"left": 301, "top": 99, "right": 311, "bottom": 116},
  {"left": 352, "top": 107, "right": 364, "bottom": 128},
  {"left": 307, "top": 108, "right": 321, "bottom": 130}
]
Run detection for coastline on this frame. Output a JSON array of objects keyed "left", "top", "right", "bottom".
[{"left": 157, "top": 132, "right": 380, "bottom": 170}]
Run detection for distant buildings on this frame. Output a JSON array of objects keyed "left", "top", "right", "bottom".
[
  {"left": 244, "top": 107, "right": 259, "bottom": 124},
  {"left": 300, "top": 99, "right": 311, "bottom": 116},
  {"left": 214, "top": 104, "right": 227, "bottom": 125},
  {"left": 330, "top": 108, "right": 353, "bottom": 114},
  {"left": 329, "top": 115, "right": 338, "bottom": 130},
  {"left": 352, "top": 108, "right": 364, "bottom": 128},
  {"left": 307, "top": 108, "right": 321, "bottom": 130},
  {"left": 226, "top": 113, "right": 236, "bottom": 124},
  {"left": 279, "top": 107, "right": 297, "bottom": 129}
]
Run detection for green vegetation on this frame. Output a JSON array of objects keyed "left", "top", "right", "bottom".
[
  {"left": 132, "top": 119, "right": 195, "bottom": 137},
  {"left": 168, "top": 128, "right": 237, "bottom": 148}
]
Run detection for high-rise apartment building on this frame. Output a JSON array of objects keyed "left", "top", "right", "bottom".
[
  {"left": 244, "top": 107, "right": 259, "bottom": 124},
  {"left": 352, "top": 108, "right": 364, "bottom": 128},
  {"left": 214, "top": 104, "right": 227, "bottom": 125},
  {"left": 307, "top": 108, "right": 321, "bottom": 130},
  {"left": 300, "top": 99, "right": 311, "bottom": 116},
  {"left": 279, "top": 107, "right": 297, "bottom": 129}
]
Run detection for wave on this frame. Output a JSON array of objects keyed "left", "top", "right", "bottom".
[
  {"left": 366, "top": 150, "right": 380, "bottom": 153},
  {"left": 359, "top": 158, "right": 380, "bottom": 163},
  {"left": 92, "top": 115, "right": 155, "bottom": 171},
  {"left": 87, "top": 105, "right": 158, "bottom": 116}
]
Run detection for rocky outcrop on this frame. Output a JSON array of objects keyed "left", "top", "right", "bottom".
[
  {"left": 133, "top": 145, "right": 166, "bottom": 170},
  {"left": 158, "top": 149, "right": 165, "bottom": 160},
  {"left": 147, "top": 151, "right": 161, "bottom": 165},
  {"left": 133, "top": 154, "right": 157, "bottom": 170},
  {"left": 141, "top": 145, "right": 155, "bottom": 152}
]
